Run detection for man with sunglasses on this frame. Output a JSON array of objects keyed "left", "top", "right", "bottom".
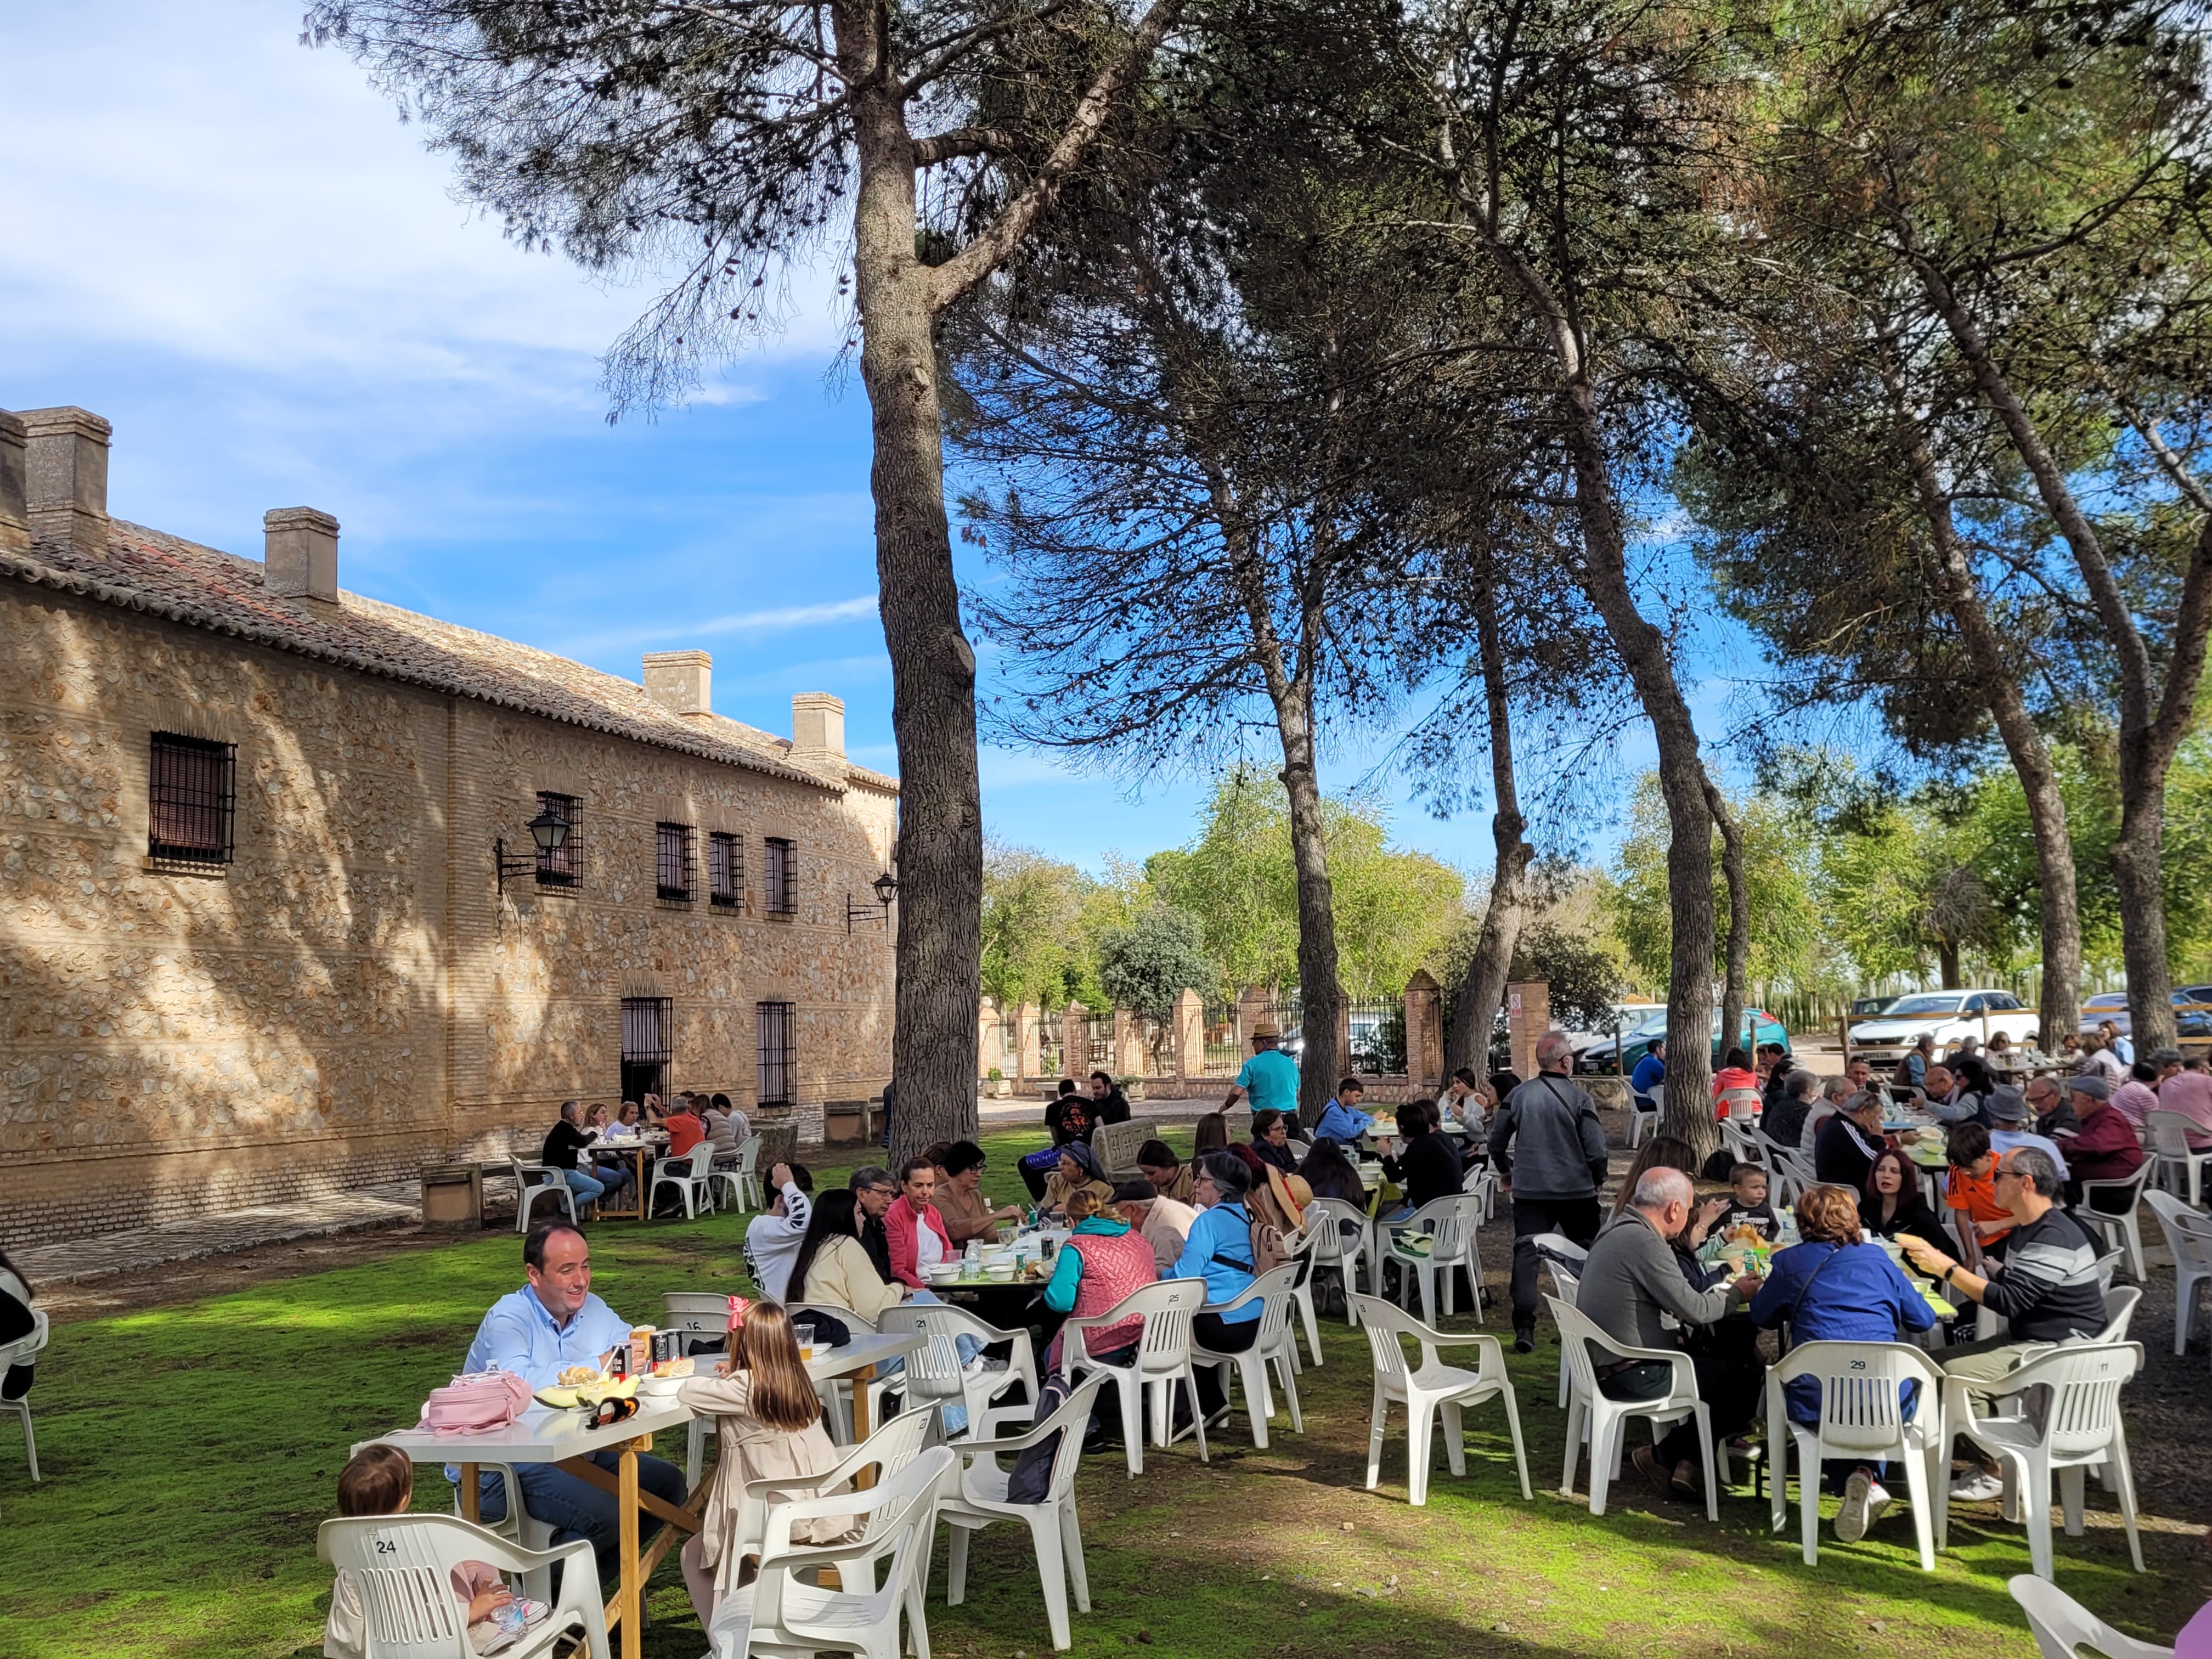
[{"left": 1899, "top": 1147, "right": 2108, "bottom": 1502}]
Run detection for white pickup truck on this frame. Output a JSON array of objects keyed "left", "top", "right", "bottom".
[{"left": 1846, "top": 989, "right": 2041, "bottom": 1065}]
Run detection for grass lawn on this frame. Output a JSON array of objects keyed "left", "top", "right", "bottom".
[{"left": 4, "top": 1125, "right": 2207, "bottom": 1659}]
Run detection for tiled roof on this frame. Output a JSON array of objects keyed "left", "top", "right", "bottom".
[{"left": 0, "top": 520, "right": 899, "bottom": 795}]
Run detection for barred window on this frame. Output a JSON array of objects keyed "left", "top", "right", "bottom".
[
  {"left": 148, "top": 732, "right": 235, "bottom": 866},
  {"left": 622, "top": 996, "right": 672, "bottom": 1106},
  {"left": 535, "top": 792, "right": 579, "bottom": 887},
  {"left": 708, "top": 831, "right": 741, "bottom": 909},
  {"left": 656, "top": 822, "right": 696, "bottom": 902},
  {"left": 764, "top": 837, "right": 796, "bottom": 916},
  {"left": 757, "top": 1001, "right": 795, "bottom": 1105}
]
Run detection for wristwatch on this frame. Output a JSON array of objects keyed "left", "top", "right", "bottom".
[{"left": 1940, "top": 1263, "right": 1957, "bottom": 1286}]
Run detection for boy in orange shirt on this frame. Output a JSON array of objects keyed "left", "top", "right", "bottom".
[{"left": 1942, "top": 1121, "right": 2013, "bottom": 1262}]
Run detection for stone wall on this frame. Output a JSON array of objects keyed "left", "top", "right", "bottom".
[{"left": 0, "top": 585, "right": 893, "bottom": 1246}]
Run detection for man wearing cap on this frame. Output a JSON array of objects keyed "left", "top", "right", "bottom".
[
  {"left": 1114, "top": 1177, "right": 1198, "bottom": 1273},
  {"left": 2059, "top": 1073, "right": 2144, "bottom": 1211},
  {"left": 1986, "top": 1086, "right": 2070, "bottom": 1183},
  {"left": 1224, "top": 1022, "right": 1302, "bottom": 1132}
]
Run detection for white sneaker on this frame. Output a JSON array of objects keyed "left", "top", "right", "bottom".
[
  {"left": 1863, "top": 1479, "right": 1892, "bottom": 1532},
  {"left": 1950, "top": 1469, "right": 2004, "bottom": 1503},
  {"left": 1835, "top": 1469, "right": 1874, "bottom": 1542}
]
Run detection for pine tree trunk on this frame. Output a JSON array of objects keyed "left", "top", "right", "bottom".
[
  {"left": 1894, "top": 404, "right": 2085, "bottom": 1048},
  {"left": 2113, "top": 758, "right": 2176, "bottom": 1053},
  {"left": 850, "top": 79, "right": 982, "bottom": 1159},
  {"left": 1938, "top": 939, "right": 1961, "bottom": 990},
  {"left": 1706, "top": 780, "right": 1748, "bottom": 1064},
  {"left": 1277, "top": 692, "right": 1343, "bottom": 1120},
  {"left": 1448, "top": 591, "right": 1534, "bottom": 1078}
]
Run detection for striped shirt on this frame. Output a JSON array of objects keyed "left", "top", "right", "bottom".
[{"left": 1978, "top": 1207, "right": 2107, "bottom": 1343}]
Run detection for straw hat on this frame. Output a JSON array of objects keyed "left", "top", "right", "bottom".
[
  {"left": 1263, "top": 1165, "right": 1311, "bottom": 1229},
  {"left": 1252, "top": 1020, "right": 1282, "bottom": 1041}
]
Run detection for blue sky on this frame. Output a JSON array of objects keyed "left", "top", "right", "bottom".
[{"left": 1, "top": 2, "right": 1752, "bottom": 883}]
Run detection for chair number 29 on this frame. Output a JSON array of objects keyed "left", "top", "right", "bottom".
[{"left": 1848, "top": 1358, "right": 1867, "bottom": 1371}]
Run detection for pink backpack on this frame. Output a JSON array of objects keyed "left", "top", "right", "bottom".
[{"left": 417, "top": 1367, "right": 533, "bottom": 1436}]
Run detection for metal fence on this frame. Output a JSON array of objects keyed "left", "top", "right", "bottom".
[
  {"left": 1202, "top": 1003, "right": 1243, "bottom": 1076},
  {"left": 1346, "top": 1000, "right": 1407, "bottom": 1075}
]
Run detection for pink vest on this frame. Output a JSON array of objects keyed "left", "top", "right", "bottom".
[{"left": 1053, "top": 1228, "right": 1158, "bottom": 1364}]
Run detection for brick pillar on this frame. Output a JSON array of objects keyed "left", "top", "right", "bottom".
[
  {"left": 1174, "top": 988, "right": 1205, "bottom": 1081},
  {"left": 1015, "top": 1001, "right": 1042, "bottom": 1084},
  {"left": 1404, "top": 969, "right": 1443, "bottom": 1090},
  {"left": 1060, "top": 1001, "right": 1088, "bottom": 1080},
  {"left": 1508, "top": 979, "right": 1550, "bottom": 1080},
  {"left": 977, "top": 997, "right": 999, "bottom": 1081},
  {"left": 1235, "top": 985, "right": 1273, "bottom": 1053},
  {"left": 1113, "top": 1008, "right": 1143, "bottom": 1077}
]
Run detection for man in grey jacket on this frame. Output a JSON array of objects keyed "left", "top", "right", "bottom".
[
  {"left": 1491, "top": 1031, "right": 1613, "bottom": 1351},
  {"left": 1576, "top": 1167, "right": 1764, "bottom": 1503}
]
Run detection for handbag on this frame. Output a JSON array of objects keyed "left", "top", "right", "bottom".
[{"left": 418, "top": 1367, "right": 533, "bottom": 1436}]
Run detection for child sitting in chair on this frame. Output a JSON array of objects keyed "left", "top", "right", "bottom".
[{"left": 325, "top": 1443, "right": 550, "bottom": 1657}]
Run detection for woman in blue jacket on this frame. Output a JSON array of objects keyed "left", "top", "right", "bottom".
[
  {"left": 1748, "top": 1183, "right": 1936, "bottom": 1546},
  {"left": 1173, "top": 1153, "right": 1265, "bottom": 1421}
]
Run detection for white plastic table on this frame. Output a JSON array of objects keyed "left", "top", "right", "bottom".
[{"left": 366, "top": 1396, "right": 696, "bottom": 1659}]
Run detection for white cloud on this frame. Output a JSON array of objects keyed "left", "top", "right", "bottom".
[
  {"left": 561, "top": 596, "right": 882, "bottom": 657},
  {"left": 0, "top": 1, "right": 845, "bottom": 416}
]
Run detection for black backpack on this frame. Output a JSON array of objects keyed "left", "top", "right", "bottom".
[{"left": 1005, "top": 1373, "right": 1075, "bottom": 1504}]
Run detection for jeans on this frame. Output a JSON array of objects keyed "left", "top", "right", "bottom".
[
  {"left": 475, "top": 1450, "right": 689, "bottom": 1584},
  {"left": 1598, "top": 1350, "right": 1763, "bottom": 1469},
  {"left": 1509, "top": 1194, "right": 1603, "bottom": 1331},
  {"left": 558, "top": 1167, "right": 608, "bottom": 1206}
]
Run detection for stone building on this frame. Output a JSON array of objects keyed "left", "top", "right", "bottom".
[{"left": 0, "top": 406, "right": 898, "bottom": 1248}]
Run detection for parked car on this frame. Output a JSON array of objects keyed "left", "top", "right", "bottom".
[
  {"left": 1564, "top": 1002, "right": 1664, "bottom": 1058},
  {"left": 1575, "top": 1006, "right": 1791, "bottom": 1075},
  {"left": 2077, "top": 988, "right": 2212, "bottom": 1040},
  {"left": 1851, "top": 995, "right": 1901, "bottom": 1019},
  {"left": 1847, "top": 989, "right": 2039, "bottom": 1065}
]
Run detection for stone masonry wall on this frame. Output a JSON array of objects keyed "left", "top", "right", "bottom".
[{"left": 0, "top": 586, "right": 893, "bottom": 1247}]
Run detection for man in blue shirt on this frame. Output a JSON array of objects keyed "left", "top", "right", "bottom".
[
  {"left": 1629, "top": 1037, "right": 1666, "bottom": 1115},
  {"left": 462, "top": 1222, "right": 689, "bottom": 1581},
  {"left": 1226, "top": 1022, "right": 1301, "bottom": 1130},
  {"left": 1174, "top": 1153, "right": 1264, "bottom": 1423},
  {"left": 1311, "top": 1076, "right": 1376, "bottom": 1146}
]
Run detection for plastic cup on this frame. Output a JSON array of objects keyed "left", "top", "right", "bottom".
[{"left": 793, "top": 1322, "right": 816, "bottom": 1361}]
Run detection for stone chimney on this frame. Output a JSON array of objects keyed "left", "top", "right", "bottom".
[
  {"left": 264, "top": 507, "right": 340, "bottom": 603},
  {"left": 792, "top": 692, "right": 845, "bottom": 761},
  {"left": 0, "top": 412, "right": 26, "bottom": 554},
  {"left": 643, "top": 650, "right": 713, "bottom": 717},
  {"left": 21, "top": 406, "right": 111, "bottom": 556}
]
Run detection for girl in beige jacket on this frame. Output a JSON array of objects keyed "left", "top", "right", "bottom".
[{"left": 676, "top": 1301, "right": 855, "bottom": 1632}]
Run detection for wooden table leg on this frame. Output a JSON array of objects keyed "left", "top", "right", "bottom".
[
  {"left": 458, "top": 1463, "right": 481, "bottom": 1523},
  {"left": 618, "top": 1446, "right": 641, "bottom": 1659},
  {"left": 851, "top": 1364, "right": 878, "bottom": 1487}
]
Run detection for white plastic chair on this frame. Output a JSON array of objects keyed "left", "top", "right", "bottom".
[
  {"left": 1627, "top": 1084, "right": 1661, "bottom": 1149},
  {"left": 318, "top": 1513, "right": 608, "bottom": 1659},
  {"left": 724, "top": 1405, "right": 936, "bottom": 1573},
  {"left": 1528, "top": 1234, "right": 1587, "bottom": 1408},
  {"left": 2008, "top": 1573, "right": 2174, "bottom": 1659},
  {"left": 939, "top": 1375, "right": 1111, "bottom": 1651},
  {"left": 715, "top": 1134, "right": 766, "bottom": 1213},
  {"left": 2078, "top": 1162, "right": 2154, "bottom": 1282},
  {"left": 1280, "top": 1224, "right": 1327, "bottom": 1364},
  {"left": 719, "top": 1444, "right": 952, "bottom": 1659},
  {"left": 2143, "top": 1190, "right": 2212, "bottom": 1356},
  {"left": 783, "top": 1303, "right": 898, "bottom": 1445},
  {"left": 1384, "top": 1194, "right": 1486, "bottom": 1323},
  {"left": 509, "top": 1158, "right": 578, "bottom": 1233},
  {"left": 1762, "top": 1340, "right": 1943, "bottom": 1570},
  {"left": 1461, "top": 1159, "right": 1500, "bottom": 1223},
  {"left": 2145, "top": 1111, "right": 2211, "bottom": 1207},
  {"left": 1062, "top": 1277, "right": 1210, "bottom": 1475},
  {"left": 650, "top": 1150, "right": 714, "bottom": 1221},
  {"left": 1188, "top": 1264, "right": 1305, "bottom": 1450},
  {"left": 1719, "top": 1118, "right": 1763, "bottom": 1169},
  {"left": 1719, "top": 1087, "right": 1760, "bottom": 1122},
  {"left": 1352, "top": 1294, "right": 1530, "bottom": 1506},
  {"left": 1304, "top": 1197, "right": 1376, "bottom": 1326},
  {"left": 2099, "top": 1285, "right": 2143, "bottom": 1343},
  {"left": 1549, "top": 1295, "right": 1719, "bottom": 1521},
  {"left": 877, "top": 1304, "right": 1031, "bottom": 1439},
  {"left": 1936, "top": 1341, "right": 2146, "bottom": 1579},
  {"left": 0, "top": 1299, "right": 48, "bottom": 1481}
]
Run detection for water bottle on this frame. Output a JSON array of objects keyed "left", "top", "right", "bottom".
[{"left": 963, "top": 1239, "right": 982, "bottom": 1279}]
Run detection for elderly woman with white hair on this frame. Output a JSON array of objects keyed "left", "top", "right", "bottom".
[{"left": 1575, "top": 1167, "right": 1767, "bottom": 1505}]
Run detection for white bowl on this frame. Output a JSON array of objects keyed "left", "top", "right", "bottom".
[{"left": 638, "top": 1374, "right": 686, "bottom": 1399}]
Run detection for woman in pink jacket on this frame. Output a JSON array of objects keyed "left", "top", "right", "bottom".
[{"left": 883, "top": 1155, "right": 958, "bottom": 1288}]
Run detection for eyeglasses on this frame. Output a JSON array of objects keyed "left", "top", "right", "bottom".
[{"left": 1993, "top": 1169, "right": 2026, "bottom": 1185}]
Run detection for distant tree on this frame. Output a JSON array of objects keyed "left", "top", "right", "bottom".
[
  {"left": 1097, "top": 906, "right": 1219, "bottom": 1018},
  {"left": 980, "top": 838, "right": 1094, "bottom": 1013},
  {"left": 1511, "top": 922, "right": 1624, "bottom": 1034}
]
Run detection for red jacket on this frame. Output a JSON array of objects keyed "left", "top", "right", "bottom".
[
  {"left": 2066, "top": 1100, "right": 2145, "bottom": 1187},
  {"left": 884, "top": 1197, "right": 956, "bottom": 1289}
]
